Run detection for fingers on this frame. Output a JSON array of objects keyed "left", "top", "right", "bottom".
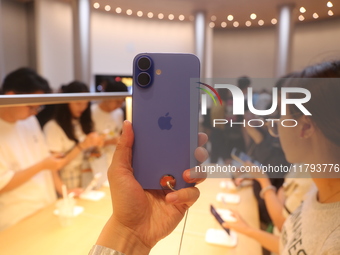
[
  {"left": 183, "top": 168, "right": 207, "bottom": 184},
  {"left": 194, "top": 147, "right": 209, "bottom": 164},
  {"left": 109, "top": 121, "right": 134, "bottom": 171},
  {"left": 165, "top": 187, "right": 200, "bottom": 207},
  {"left": 198, "top": 133, "right": 208, "bottom": 147}
]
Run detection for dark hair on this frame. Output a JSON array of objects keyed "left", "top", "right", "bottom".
[
  {"left": 1, "top": 67, "right": 51, "bottom": 94},
  {"left": 286, "top": 60, "right": 340, "bottom": 147},
  {"left": 54, "top": 81, "right": 93, "bottom": 142},
  {"left": 237, "top": 76, "right": 251, "bottom": 90},
  {"left": 104, "top": 81, "right": 128, "bottom": 92}
]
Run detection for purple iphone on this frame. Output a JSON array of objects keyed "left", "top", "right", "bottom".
[{"left": 132, "top": 53, "right": 200, "bottom": 190}]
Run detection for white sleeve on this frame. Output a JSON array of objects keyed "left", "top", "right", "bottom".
[
  {"left": 43, "top": 120, "right": 66, "bottom": 152},
  {"left": 0, "top": 157, "right": 15, "bottom": 190}
]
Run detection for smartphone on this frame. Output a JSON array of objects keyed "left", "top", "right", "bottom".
[
  {"left": 231, "top": 147, "right": 261, "bottom": 166},
  {"left": 132, "top": 53, "right": 200, "bottom": 190},
  {"left": 210, "top": 205, "right": 230, "bottom": 235}
]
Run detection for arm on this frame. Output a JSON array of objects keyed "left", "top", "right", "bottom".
[
  {"left": 223, "top": 210, "right": 280, "bottom": 254},
  {"left": 0, "top": 155, "right": 65, "bottom": 194},
  {"left": 258, "top": 178, "right": 286, "bottom": 230},
  {"left": 95, "top": 121, "right": 209, "bottom": 254}
]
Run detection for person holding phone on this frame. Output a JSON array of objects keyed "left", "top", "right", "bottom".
[
  {"left": 223, "top": 61, "right": 340, "bottom": 254},
  {"left": 89, "top": 121, "right": 208, "bottom": 255},
  {"left": 43, "top": 81, "right": 104, "bottom": 196}
]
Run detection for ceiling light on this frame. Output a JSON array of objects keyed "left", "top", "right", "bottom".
[
  {"left": 126, "top": 9, "right": 132, "bottom": 15},
  {"left": 168, "top": 14, "right": 174, "bottom": 20},
  {"left": 221, "top": 22, "right": 227, "bottom": 28},
  {"left": 93, "top": 3, "right": 100, "bottom": 9},
  {"left": 271, "top": 18, "right": 277, "bottom": 25},
  {"left": 179, "top": 15, "right": 185, "bottom": 21},
  {"left": 158, "top": 13, "right": 164, "bottom": 19},
  {"left": 104, "top": 5, "right": 111, "bottom": 11},
  {"left": 298, "top": 15, "right": 305, "bottom": 21},
  {"left": 313, "top": 13, "right": 319, "bottom": 19},
  {"left": 300, "top": 7, "right": 306, "bottom": 13},
  {"left": 258, "top": 20, "right": 264, "bottom": 26},
  {"left": 209, "top": 22, "right": 215, "bottom": 28},
  {"left": 327, "top": 1, "right": 333, "bottom": 8},
  {"left": 211, "top": 15, "right": 217, "bottom": 21},
  {"left": 147, "top": 12, "right": 154, "bottom": 18},
  {"left": 227, "top": 15, "right": 234, "bottom": 21},
  {"left": 328, "top": 10, "right": 334, "bottom": 16},
  {"left": 115, "top": 7, "right": 122, "bottom": 14},
  {"left": 233, "top": 21, "right": 239, "bottom": 27},
  {"left": 137, "top": 11, "right": 143, "bottom": 17},
  {"left": 250, "top": 13, "right": 257, "bottom": 20},
  {"left": 245, "top": 21, "right": 251, "bottom": 27}
]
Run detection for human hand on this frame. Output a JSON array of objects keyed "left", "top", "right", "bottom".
[
  {"left": 80, "top": 132, "right": 105, "bottom": 149},
  {"left": 234, "top": 161, "right": 270, "bottom": 188},
  {"left": 96, "top": 120, "right": 208, "bottom": 254},
  {"left": 40, "top": 155, "right": 67, "bottom": 171},
  {"left": 222, "top": 209, "right": 252, "bottom": 235}
]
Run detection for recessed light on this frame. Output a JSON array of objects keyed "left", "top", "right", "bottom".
[
  {"left": 93, "top": 3, "right": 100, "bottom": 9},
  {"left": 221, "top": 22, "right": 227, "bottom": 28},
  {"left": 271, "top": 18, "right": 277, "bottom": 25},
  {"left": 211, "top": 15, "right": 217, "bottom": 21},
  {"left": 115, "top": 7, "right": 122, "bottom": 14},
  {"left": 137, "top": 11, "right": 143, "bottom": 17},
  {"left": 104, "top": 5, "right": 111, "bottom": 11},
  {"left": 298, "top": 15, "right": 305, "bottom": 21},
  {"left": 313, "top": 13, "right": 319, "bottom": 19},
  {"left": 246, "top": 21, "right": 251, "bottom": 27},
  {"left": 158, "top": 13, "right": 164, "bottom": 19},
  {"left": 126, "top": 9, "right": 132, "bottom": 15},
  {"left": 147, "top": 12, "right": 154, "bottom": 18},
  {"left": 209, "top": 22, "right": 215, "bottom": 28},
  {"left": 258, "top": 20, "right": 264, "bottom": 26},
  {"left": 327, "top": 1, "right": 333, "bottom": 8},
  {"left": 328, "top": 10, "right": 334, "bottom": 16},
  {"left": 227, "top": 15, "right": 234, "bottom": 21},
  {"left": 250, "top": 13, "right": 257, "bottom": 20},
  {"left": 300, "top": 7, "right": 306, "bottom": 13},
  {"left": 233, "top": 21, "right": 239, "bottom": 27},
  {"left": 179, "top": 15, "right": 185, "bottom": 21},
  {"left": 168, "top": 14, "right": 174, "bottom": 20}
]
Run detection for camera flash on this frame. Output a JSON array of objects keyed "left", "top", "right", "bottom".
[{"left": 156, "top": 69, "right": 162, "bottom": 75}]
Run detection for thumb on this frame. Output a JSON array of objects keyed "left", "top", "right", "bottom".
[{"left": 110, "top": 120, "right": 134, "bottom": 171}]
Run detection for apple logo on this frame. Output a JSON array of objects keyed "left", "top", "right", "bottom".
[{"left": 158, "top": 112, "right": 172, "bottom": 130}]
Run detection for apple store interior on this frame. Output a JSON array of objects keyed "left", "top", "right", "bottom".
[{"left": 1, "top": 0, "right": 340, "bottom": 254}]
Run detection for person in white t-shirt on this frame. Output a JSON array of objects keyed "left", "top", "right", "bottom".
[
  {"left": 43, "top": 81, "right": 104, "bottom": 195},
  {"left": 0, "top": 68, "right": 69, "bottom": 231},
  {"left": 91, "top": 81, "right": 128, "bottom": 169}
]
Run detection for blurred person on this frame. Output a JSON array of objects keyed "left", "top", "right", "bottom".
[
  {"left": 89, "top": 121, "right": 208, "bottom": 255},
  {"left": 91, "top": 81, "right": 128, "bottom": 168},
  {"left": 224, "top": 60, "right": 340, "bottom": 254},
  {"left": 0, "top": 68, "right": 68, "bottom": 231},
  {"left": 43, "top": 81, "right": 104, "bottom": 195}
]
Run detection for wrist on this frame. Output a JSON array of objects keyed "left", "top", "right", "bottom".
[
  {"left": 77, "top": 142, "right": 85, "bottom": 151},
  {"left": 259, "top": 178, "right": 271, "bottom": 188},
  {"left": 96, "top": 216, "right": 151, "bottom": 255},
  {"left": 259, "top": 185, "right": 277, "bottom": 199}
]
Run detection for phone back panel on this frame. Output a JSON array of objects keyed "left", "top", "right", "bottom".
[{"left": 132, "top": 53, "right": 200, "bottom": 189}]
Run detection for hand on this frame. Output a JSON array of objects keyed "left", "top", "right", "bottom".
[
  {"left": 96, "top": 120, "right": 208, "bottom": 254},
  {"left": 222, "top": 209, "right": 252, "bottom": 235},
  {"left": 40, "top": 155, "right": 66, "bottom": 171},
  {"left": 80, "top": 132, "right": 105, "bottom": 149},
  {"left": 104, "top": 137, "right": 119, "bottom": 146},
  {"left": 235, "top": 161, "right": 270, "bottom": 188}
]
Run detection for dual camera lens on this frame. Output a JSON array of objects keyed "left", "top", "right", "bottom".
[{"left": 136, "top": 56, "right": 152, "bottom": 87}]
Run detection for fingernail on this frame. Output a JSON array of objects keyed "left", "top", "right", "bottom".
[{"left": 166, "top": 192, "right": 178, "bottom": 203}]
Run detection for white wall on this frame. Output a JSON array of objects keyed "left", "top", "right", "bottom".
[
  {"left": 213, "top": 17, "right": 340, "bottom": 79},
  {"left": 91, "top": 11, "right": 195, "bottom": 76},
  {"left": 35, "top": 0, "right": 74, "bottom": 90},
  {"left": 1, "top": 0, "right": 29, "bottom": 75}
]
